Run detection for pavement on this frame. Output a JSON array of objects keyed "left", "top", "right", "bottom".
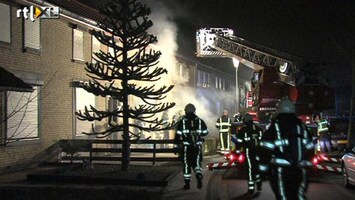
[
  {"left": 161, "top": 154, "right": 224, "bottom": 200},
  {"left": 0, "top": 154, "right": 224, "bottom": 200}
]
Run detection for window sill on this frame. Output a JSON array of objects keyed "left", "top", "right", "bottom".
[
  {"left": 22, "top": 47, "right": 41, "bottom": 55},
  {"left": 3, "top": 138, "right": 40, "bottom": 147},
  {"left": 71, "top": 58, "right": 86, "bottom": 64},
  {"left": 0, "top": 41, "right": 11, "bottom": 50}
]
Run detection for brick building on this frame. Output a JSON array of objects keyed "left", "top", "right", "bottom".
[
  {"left": 0, "top": 0, "right": 236, "bottom": 171},
  {"left": 0, "top": 0, "right": 110, "bottom": 171}
]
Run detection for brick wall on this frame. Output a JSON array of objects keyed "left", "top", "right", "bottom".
[{"left": 0, "top": 5, "right": 106, "bottom": 171}]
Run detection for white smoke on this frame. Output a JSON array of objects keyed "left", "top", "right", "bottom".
[{"left": 140, "top": 0, "right": 236, "bottom": 138}]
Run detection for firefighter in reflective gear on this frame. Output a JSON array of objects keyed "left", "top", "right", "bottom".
[
  {"left": 258, "top": 98, "right": 314, "bottom": 200},
  {"left": 236, "top": 113, "right": 263, "bottom": 194},
  {"left": 216, "top": 110, "right": 232, "bottom": 154},
  {"left": 173, "top": 103, "right": 209, "bottom": 190},
  {"left": 314, "top": 114, "right": 332, "bottom": 153}
]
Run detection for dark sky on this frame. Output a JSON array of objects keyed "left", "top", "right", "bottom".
[
  {"left": 160, "top": 0, "right": 355, "bottom": 87},
  {"left": 82, "top": 0, "right": 355, "bottom": 87}
]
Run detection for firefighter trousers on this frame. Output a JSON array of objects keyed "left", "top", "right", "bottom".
[
  {"left": 246, "top": 149, "right": 261, "bottom": 192},
  {"left": 219, "top": 131, "right": 230, "bottom": 153},
  {"left": 182, "top": 145, "right": 203, "bottom": 182},
  {"left": 269, "top": 166, "right": 308, "bottom": 200}
]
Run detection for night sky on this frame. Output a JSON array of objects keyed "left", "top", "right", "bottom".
[
  {"left": 159, "top": 0, "right": 355, "bottom": 87},
  {"left": 81, "top": 0, "right": 355, "bottom": 88}
]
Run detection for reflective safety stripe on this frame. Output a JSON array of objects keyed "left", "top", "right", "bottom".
[
  {"left": 173, "top": 144, "right": 179, "bottom": 148},
  {"left": 183, "top": 141, "right": 190, "bottom": 145},
  {"left": 305, "top": 142, "right": 314, "bottom": 150},
  {"left": 298, "top": 160, "right": 313, "bottom": 167},
  {"left": 184, "top": 174, "right": 191, "bottom": 178},
  {"left": 272, "top": 158, "right": 291, "bottom": 166},
  {"left": 275, "top": 122, "right": 284, "bottom": 153},
  {"left": 256, "top": 156, "right": 260, "bottom": 161},
  {"left": 277, "top": 167, "right": 287, "bottom": 200},
  {"left": 274, "top": 139, "right": 289, "bottom": 147},
  {"left": 259, "top": 164, "right": 269, "bottom": 172},
  {"left": 260, "top": 141, "right": 275, "bottom": 150},
  {"left": 237, "top": 139, "right": 243, "bottom": 143},
  {"left": 176, "top": 130, "right": 182, "bottom": 135}
]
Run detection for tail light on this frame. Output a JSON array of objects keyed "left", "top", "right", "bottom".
[
  {"left": 237, "top": 154, "right": 245, "bottom": 163},
  {"left": 312, "top": 157, "right": 318, "bottom": 165}
]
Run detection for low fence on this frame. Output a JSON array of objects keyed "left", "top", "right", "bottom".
[{"left": 58, "top": 139, "right": 180, "bottom": 166}]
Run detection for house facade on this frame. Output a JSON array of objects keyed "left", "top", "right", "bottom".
[
  {"left": 0, "top": 0, "right": 236, "bottom": 171},
  {"left": 0, "top": 0, "right": 109, "bottom": 171}
]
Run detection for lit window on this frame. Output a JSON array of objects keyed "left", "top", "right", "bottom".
[
  {"left": 24, "top": 15, "right": 40, "bottom": 49},
  {"left": 92, "top": 36, "right": 101, "bottom": 63},
  {"left": 73, "top": 28, "right": 84, "bottom": 60},
  {"left": 74, "top": 86, "right": 96, "bottom": 136},
  {"left": 0, "top": 3, "right": 11, "bottom": 43},
  {"left": 6, "top": 87, "right": 39, "bottom": 142}
]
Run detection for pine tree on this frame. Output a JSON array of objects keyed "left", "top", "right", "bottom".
[{"left": 76, "top": 0, "right": 175, "bottom": 170}]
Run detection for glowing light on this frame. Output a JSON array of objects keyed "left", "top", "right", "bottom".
[
  {"left": 312, "top": 157, "right": 318, "bottom": 165},
  {"left": 232, "top": 58, "right": 240, "bottom": 68},
  {"left": 238, "top": 154, "right": 245, "bottom": 163}
]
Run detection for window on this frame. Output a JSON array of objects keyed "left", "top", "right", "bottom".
[
  {"left": 0, "top": 3, "right": 11, "bottom": 43},
  {"left": 74, "top": 85, "right": 96, "bottom": 136},
  {"left": 73, "top": 28, "right": 84, "bottom": 60},
  {"left": 24, "top": 16, "right": 40, "bottom": 49},
  {"left": 6, "top": 87, "right": 39, "bottom": 142},
  {"left": 197, "top": 70, "right": 202, "bottom": 86},
  {"left": 92, "top": 36, "right": 101, "bottom": 63}
]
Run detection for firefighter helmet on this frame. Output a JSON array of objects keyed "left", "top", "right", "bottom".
[
  {"left": 184, "top": 103, "right": 196, "bottom": 113},
  {"left": 243, "top": 113, "right": 253, "bottom": 124},
  {"left": 277, "top": 98, "right": 295, "bottom": 114}
]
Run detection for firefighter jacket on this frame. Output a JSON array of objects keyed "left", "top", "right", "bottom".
[
  {"left": 174, "top": 113, "right": 209, "bottom": 148},
  {"left": 237, "top": 123, "right": 263, "bottom": 151},
  {"left": 317, "top": 119, "right": 330, "bottom": 140},
  {"left": 258, "top": 113, "right": 315, "bottom": 172},
  {"left": 216, "top": 115, "right": 231, "bottom": 133}
]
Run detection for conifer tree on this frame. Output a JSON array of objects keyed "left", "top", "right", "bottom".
[{"left": 76, "top": 0, "right": 175, "bottom": 170}]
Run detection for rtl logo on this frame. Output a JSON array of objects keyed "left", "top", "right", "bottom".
[{"left": 17, "top": 6, "right": 60, "bottom": 21}]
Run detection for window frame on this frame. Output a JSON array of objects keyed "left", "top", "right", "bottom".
[
  {"left": 72, "top": 27, "right": 84, "bottom": 61},
  {"left": 3, "top": 86, "right": 41, "bottom": 145},
  {"left": 0, "top": 2, "right": 11, "bottom": 45},
  {"left": 23, "top": 14, "right": 41, "bottom": 53},
  {"left": 72, "top": 81, "right": 97, "bottom": 137}
]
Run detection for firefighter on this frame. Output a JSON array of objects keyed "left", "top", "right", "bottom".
[
  {"left": 233, "top": 111, "right": 242, "bottom": 122},
  {"left": 314, "top": 114, "right": 332, "bottom": 154},
  {"left": 173, "top": 103, "right": 209, "bottom": 190},
  {"left": 216, "top": 110, "right": 232, "bottom": 154},
  {"left": 236, "top": 113, "right": 263, "bottom": 194},
  {"left": 258, "top": 98, "right": 314, "bottom": 200}
]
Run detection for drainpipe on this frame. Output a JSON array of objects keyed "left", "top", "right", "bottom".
[{"left": 15, "top": 0, "right": 100, "bottom": 30}]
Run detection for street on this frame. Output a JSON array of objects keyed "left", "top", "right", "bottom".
[{"left": 162, "top": 155, "right": 355, "bottom": 200}]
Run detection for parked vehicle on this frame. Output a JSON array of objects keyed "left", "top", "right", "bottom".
[{"left": 342, "top": 145, "right": 355, "bottom": 188}]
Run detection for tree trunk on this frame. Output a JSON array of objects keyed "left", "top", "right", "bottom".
[{"left": 121, "top": 0, "right": 130, "bottom": 171}]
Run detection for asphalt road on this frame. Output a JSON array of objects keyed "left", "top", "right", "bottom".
[
  {"left": 162, "top": 155, "right": 355, "bottom": 200},
  {"left": 209, "top": 164, "right": 355, "bottom": 200}
]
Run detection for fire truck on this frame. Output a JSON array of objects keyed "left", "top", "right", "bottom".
[
  {"left": 196, "top": 28, "right": 334, "bottom": 124},
  {"left": 196, "top": 28, "right": 335, "bottom": 170}
]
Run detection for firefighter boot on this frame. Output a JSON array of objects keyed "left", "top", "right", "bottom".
[
  {"left": 196, "top": 174, "right": 203, "bottom": 189},
  {"left": 184, "top": 180, "right": 190, "bottom": 190}
]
